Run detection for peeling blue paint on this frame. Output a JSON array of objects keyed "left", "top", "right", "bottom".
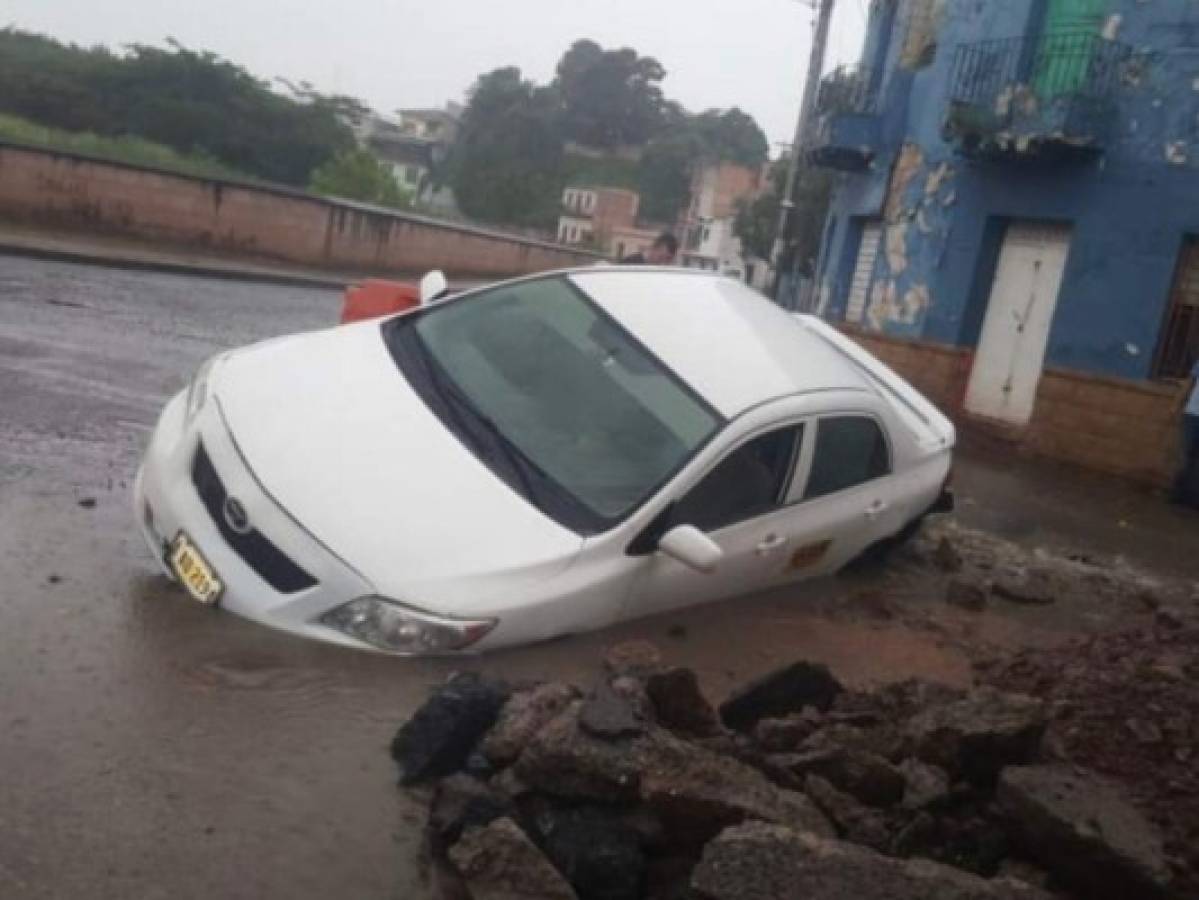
[{"left": 813, "top": 0, "right": 1199, "bottom": 380}]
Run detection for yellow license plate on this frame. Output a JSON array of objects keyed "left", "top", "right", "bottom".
[{"left": 168, "top": 532, "right": 224, "bottom": 605}]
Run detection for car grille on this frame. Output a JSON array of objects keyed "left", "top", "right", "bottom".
[{"left": 191, "top": 442, "right": 318, "bottom": 594}]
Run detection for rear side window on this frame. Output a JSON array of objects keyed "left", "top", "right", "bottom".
[
  {"left": 673, "top": 425, "right": 802, "bottom": 533},
  {"left": 804, "top": 417, "right": 890, "bottom": 499}
]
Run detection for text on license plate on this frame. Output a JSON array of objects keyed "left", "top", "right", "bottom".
[{"left": 169, "top": 532, "right": 223, "bottom": 605}]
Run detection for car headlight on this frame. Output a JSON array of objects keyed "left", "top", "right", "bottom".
[
  {"left": 319, "top": 597, "right": 497, "bottom": 655},
  {"left": 184, "top": 354, "right": 220, "bottom": 425}
]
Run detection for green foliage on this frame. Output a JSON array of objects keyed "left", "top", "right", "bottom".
[
  {"left": 0, "top": 28, "right": 357, "bottom": 186},
  {"left": 734, "top": 156, "right": 832, "bottom": 271},
  {"left": 554, "top": 39, "right": 667, "bottom": 149},
  {"left": 450, "top": 41, "right": 772, "bottom": 228},
  {"left": 0, "top": 112, "right": 245, "bottom": 180},
  {"left": 690, "top": 108, "right": 769, "bottom": 168},
  {"left": 448, "top": 68, "right": 567, "bottom": 227},
  {"left": 308, "top": 148, "right": 413, "bottom": 210}
]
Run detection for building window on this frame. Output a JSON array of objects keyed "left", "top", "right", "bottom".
[{"left": 1155, "top": 236, "right": 1199, "bottom": 378}]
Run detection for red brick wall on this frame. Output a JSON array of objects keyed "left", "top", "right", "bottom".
[
  {"left": 844, "top": 327, "right": 1186, "bottom": 487},
  {"left": 0, "top": 143, "right": 600, "bottom": 277}
]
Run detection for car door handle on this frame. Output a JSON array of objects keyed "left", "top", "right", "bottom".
[
  {"left": 756, "top": 533, "right": 786, "bottom": 555},
  {"left": 865, "top": 500, "right": 889, "bottom": 520}
]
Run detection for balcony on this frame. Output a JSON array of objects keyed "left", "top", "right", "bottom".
[
  {"left": 945, "top": 32, "right": 1131, "bottom": 162},
  {"left": 808, "top": 67, "right": 881, "bottom": 172}
]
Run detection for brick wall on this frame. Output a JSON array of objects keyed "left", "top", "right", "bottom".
[
  {"left": 0, "top": 142, "right": 600, "bottom": 277},
  {"left": 844, "top": 326, "right": 1186, "bottom": 486}
]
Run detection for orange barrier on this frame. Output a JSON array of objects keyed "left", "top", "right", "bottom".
[{"left": 340, "top": 279, "right": 421, "bottom": 324}]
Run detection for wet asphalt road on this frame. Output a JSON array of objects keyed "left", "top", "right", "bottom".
[{"left": 0, "top": 254, "right": 988, "bottom": 899}]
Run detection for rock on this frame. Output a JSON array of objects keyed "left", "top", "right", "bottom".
[
  {"left": 482, "top": 682, "right": 579, "bottom": 766},
  {"left": 534, "top": 806, "right": 646, "bottom": 900},
  {"left": 992, "top": 568, "right": 1056, "bottom": 606},
  {"left": 391, "top": 673, "right": 510, "bottom": 784},
  {"left": 1155, "top": 607, "right": 1185, "bottom": 631},
  {"left": 803, "top": 774, "right": 892, "bottom": 852},
  {"left": 891, "top": 810, "right": 938, "bottom": 857},
  {"left": 872, "top": 679, "right": 968, "bottom": 719},
  {"left": 898, "top": 758, "right": 951, "bottom": 810},
  {"left": 719, "top": 661, "right": 844, "bottom": 732},
  {"left": 608, "top": 676, "right": 654, "bottom": 721},
  {"left": 448, "top": 817, "right": 578, "bottom": 900},
  {"left": 904, "top": 687, "right": 1046, "bottom": 784},
  {"left": 514, "top": 705, "right": 832, "bottom": 845},
  {"left": 644, "top": 856, "right": 697, "bottom": 900},
  {"left": 935, "top": 536, "right": 964, "bottom": 573},
  {"left": 429, "top": 774, "right": 512, "bottom": 848},
  {"left": 515, "top": 702, "right": 642, "bottom": 804},
  {"left": 801, "top": 722, "right": 905, "bottom": 763},
  {"left": 603, "top": 640, "right": 663, "bottom": 678},
  {"left": 644, "top": 667, "right": 721, "bottom": 737},
  {"left": 996, "top": 764, "right": 1173, "bottom": 900},
  {"left": 946, "top": 577, "right": 988, "bottom": 611},
  {"left": 753, "top": 710, "right": 822, "bottom": 752},
  {"left": 773, "top": 746, "right": 904, "bottom": 807},
  {"left": 638, "top": 741, "right": 834, "bottom": 845},
  {"left": 579, "top": 683, "right": 644, "bottom": 740},
  {"left": 995, "top": 859, "right": 1052, "bottom": 890},
  {"left": 491, "top": 767, "right": 532, "bottom": 802},
  {"left": 647, "top": 671, "right": 719, "bottom": 738},
  {"left": 690, "top": 821, "right": 1052, "bottom": 900},
  {"left": 1124, "top": 717, "right": 1163, "bottom": 744}
]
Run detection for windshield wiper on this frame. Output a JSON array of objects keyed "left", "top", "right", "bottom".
[{"left": 405, "top": 331, "right": 550, "bottom": 510}]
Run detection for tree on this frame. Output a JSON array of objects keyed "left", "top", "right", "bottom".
[
  {"left": 447, "top": 68, "right": 566, "bottom": 227},
  {"left": 554, "top": 39, "right": 668, "bottom": 149},
  {"left": 690, "top": 108, "right": 769, "bottom": 168},
  {"left": 636, "top": 108, "right": 768, "bottom": 224},
  {"left": 308, "top": 148, "right": 412, "bottom": 209},
  {"left": 0, "top": 29, "right": 358, "bottom": 186},
  {"left": 734, "top": 156, "right": 832, "bottom": 271}
]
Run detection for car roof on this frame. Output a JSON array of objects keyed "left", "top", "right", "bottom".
[{"left": 566, "top": 268, "right": 870, "bottom": 418}]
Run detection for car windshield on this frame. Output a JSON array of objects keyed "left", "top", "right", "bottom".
[{"left": 383, "top": 275, "right": 721, "bottom": 533}]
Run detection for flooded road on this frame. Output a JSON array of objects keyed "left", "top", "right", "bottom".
[
  {"left": 1, "top": 254, "right": 1196, "bottom": 898},
  {"left": 0, "top": 255, "right": 975, "bottom": 899}
]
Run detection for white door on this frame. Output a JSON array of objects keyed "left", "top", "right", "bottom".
[
  {"left": 965, "top": 223, "right": 1071, "bottom": 425},
  {"left": 846, "top": 221, "right": 882, "bottom": 324}
]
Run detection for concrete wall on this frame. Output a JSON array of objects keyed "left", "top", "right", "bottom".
[
  {"left": 848, "top": 326, "right": 1185, "bottom": 486},
  {"left": 0, "top": 142, "right": 601, "bottom": 277},
  {"left": 815, "top": 0, "right": 1199, "bottom": 380}
]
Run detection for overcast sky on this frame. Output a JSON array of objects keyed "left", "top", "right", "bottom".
[{"left": 4, "top": 0, "right": 867, "bottom": 150}]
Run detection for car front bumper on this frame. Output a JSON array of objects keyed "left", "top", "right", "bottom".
[{"left": 133, "top": 390, "right": 378, "bottom": 650}]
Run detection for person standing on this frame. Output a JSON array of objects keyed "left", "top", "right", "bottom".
[{"left": 620, "top": 232, "right": 678, "bottom": 265}]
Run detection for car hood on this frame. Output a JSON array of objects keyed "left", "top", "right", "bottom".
[{"left": 213, "top": 322, "right": 584, "bottom": 594}]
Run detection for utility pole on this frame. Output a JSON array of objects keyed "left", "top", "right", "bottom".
[{"left": 770, "top": 0, "right": 836, "bottom": 299}]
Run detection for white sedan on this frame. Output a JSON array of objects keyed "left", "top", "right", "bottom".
[{"left": 134, "top": 268, "right": 954, "bottom": 655}]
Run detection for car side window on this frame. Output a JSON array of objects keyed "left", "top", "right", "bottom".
[
  {"left": 673, "top": 425, "right": 802, "bottom": 533},
  {"left": 804, "top": 416, "right": 890, "bottom": 500}
]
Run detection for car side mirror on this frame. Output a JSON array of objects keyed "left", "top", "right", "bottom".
[
  {"left": 419, "top": 270, "right": 449, "bottom": 304},
  {"left": 658, "top": 525, "right": 723, "bottom": 574}
]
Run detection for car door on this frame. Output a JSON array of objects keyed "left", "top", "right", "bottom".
[
  {"left": 790, "top": 412, "right": 905, "bottom": 573},
  {"left": 629, "top": 420, "right": 809, "bottom": 616},
  {"left": 629, "top": 409, "right": 901, "bottom": 617}
]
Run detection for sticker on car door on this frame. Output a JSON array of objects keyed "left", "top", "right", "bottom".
[{"left": 787, "top": 539, "right": 832, "bottom": 572}]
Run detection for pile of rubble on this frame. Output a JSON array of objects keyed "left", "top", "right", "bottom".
[
  {"left": 979, "top": 611, "right": 1199, "bottom": 898},
  {"left": 390, "top": 640, "right": 1184, "bottom": 899}
]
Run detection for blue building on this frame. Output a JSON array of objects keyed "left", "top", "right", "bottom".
[{"left": 808, "top": 0, "right": 1199, "bottom": 483}]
